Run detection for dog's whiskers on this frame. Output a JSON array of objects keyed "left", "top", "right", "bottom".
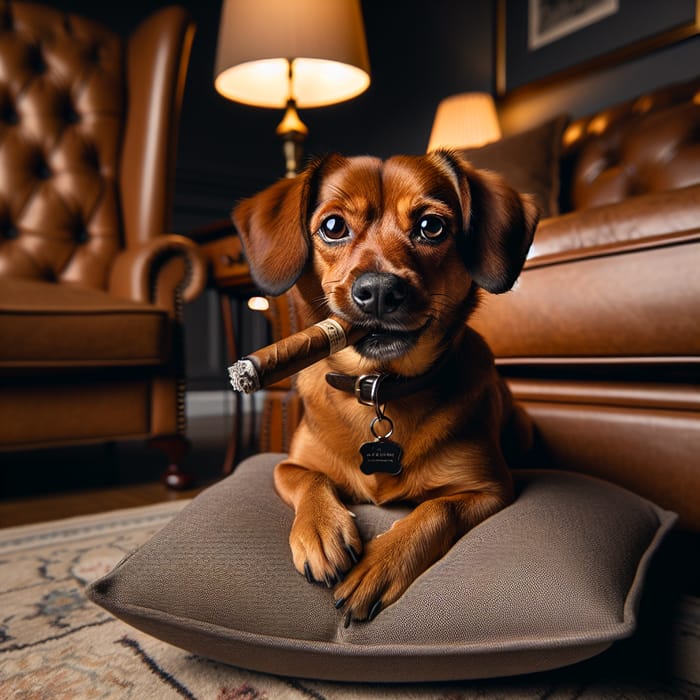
[
  {"left": 308, "top": 295, "right": 332, "bottom": 316},
  {"left": 429, "top": 294, "right": 461, "bottom": 314}
]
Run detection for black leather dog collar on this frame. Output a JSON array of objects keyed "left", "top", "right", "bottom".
[{"left": 325, "top": 356, "right": 448, "bottom": 405}]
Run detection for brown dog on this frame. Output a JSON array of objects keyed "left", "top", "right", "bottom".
[{"left": 233, "top": 151, "right": 539, "bottom": 624}]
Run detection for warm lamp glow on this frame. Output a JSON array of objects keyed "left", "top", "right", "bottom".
[
  {"left": 214, "top": 0, "right": 371, "bottom": 109},
  {"left": 247, "top": 296, "right": 270, "bottom": 312},
  {"left": 427, "top": 93, "right": 502, "bottom": 151},
  {"left": 215, "top": 58, "right": 370, "bottom": 109}
]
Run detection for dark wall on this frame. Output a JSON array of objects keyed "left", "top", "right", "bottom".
[{"left": 498, "top": 30, "right": 700, "bottom": 135}]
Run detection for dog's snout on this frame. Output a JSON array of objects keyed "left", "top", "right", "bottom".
[{"left": 351, "top": 273, "right": 408, "bottom": 318}]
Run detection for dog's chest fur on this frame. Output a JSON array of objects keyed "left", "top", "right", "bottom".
[{"left": 290, "top": 339, "right": 502, "bottom": 506}]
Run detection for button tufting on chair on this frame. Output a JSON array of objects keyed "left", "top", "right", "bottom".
[{"left": 562, "top": 81, "right": 700, "bottom": 211}]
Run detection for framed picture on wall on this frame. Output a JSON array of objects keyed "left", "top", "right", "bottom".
[{"left": 496, "top": 0, "right": 700, "bottom": 95}]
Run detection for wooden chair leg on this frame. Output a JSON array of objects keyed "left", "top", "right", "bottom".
[
  {"left": 221, "top": 405, "right": 238, "bottom": 477},
  {"left": 150, "top": 435, "right": 194, "bottom": 490},
  {"left": 220, "top": 293, "right": 244, "bottom": 476}
]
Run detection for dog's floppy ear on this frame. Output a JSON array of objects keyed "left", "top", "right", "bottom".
[
  {"left": 232, "top": 158, "right": 326, "bottom": 295},
  {"left": 434, "top": 150, "right": 539, "bottom": 294}
]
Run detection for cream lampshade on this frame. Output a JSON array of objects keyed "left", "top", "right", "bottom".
[
  {"left": 215, "top": 0, "right": 371, "bottom": 177},
  {"left": 427, "top": 92, "right": 501, "bottom": 151}
]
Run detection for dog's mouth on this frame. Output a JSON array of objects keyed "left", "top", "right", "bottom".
[{"left": 353, "top": 322, "right": 429, "bottom": 361}]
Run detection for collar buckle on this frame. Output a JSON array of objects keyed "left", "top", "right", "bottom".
[{"left": 354, "top": 374, "right": 383, "bottom": 406}]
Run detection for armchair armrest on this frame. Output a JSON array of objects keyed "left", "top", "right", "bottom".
[{"left": 109, "top": 234, "right": 207, "bottom": 317}]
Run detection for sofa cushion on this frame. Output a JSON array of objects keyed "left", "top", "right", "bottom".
[
  {"left": 460, "top": 114, "right": 569, "bottom": 218},
  {"left": 0, "top": 277, "right": 169, "bottom": 369},
  {"left": 87, "top": 453, "right": 675, "bottom": 683},
  {"left": 0, "top": 380, "right": 151, "bottom": 447}
]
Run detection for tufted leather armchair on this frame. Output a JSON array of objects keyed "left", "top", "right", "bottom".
[{"left": 0, "top": 2, "right": 206, "bottom": 487}]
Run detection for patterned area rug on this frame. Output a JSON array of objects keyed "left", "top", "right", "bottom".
[{"left": 1, "top": 500, "right": 698, "bottom": 699}]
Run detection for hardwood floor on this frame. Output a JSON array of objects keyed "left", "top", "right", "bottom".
[
  {"left": 0, "top": 413, "right": 237, "bottom": 528},
  {"left": 0, "top": 481, "right": 207, "bottom": 528}
]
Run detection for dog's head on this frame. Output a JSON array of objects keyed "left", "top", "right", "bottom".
[{"left": 233, "top": 151, "right": 538, "bottom": 374}]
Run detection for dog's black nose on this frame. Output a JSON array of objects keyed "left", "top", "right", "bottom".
[{"left": 351, "top": 273, "right": 408, "bottom": 318}]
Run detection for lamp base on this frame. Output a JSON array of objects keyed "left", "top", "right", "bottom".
[
  {"left": 276, "top": 99, "right": 308, "bottom": 177},
  {"left": 281, "top": 133, "right": 305, "bottom": 178}
]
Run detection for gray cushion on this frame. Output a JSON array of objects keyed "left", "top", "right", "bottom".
[{"left": 87, "top": 453, "right": 675, "bottom": 682}]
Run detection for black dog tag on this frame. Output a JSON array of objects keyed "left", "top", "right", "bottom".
[{"left": 359, "top": 439, "right": 403, "bottom": 476}]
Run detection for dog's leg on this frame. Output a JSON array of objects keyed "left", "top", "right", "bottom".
[
  {"left": 275, "top": 461, "right": 363, "bottom": 587},
  {"left": 333, "top": 488, "right": 509, "bottom": 623}
]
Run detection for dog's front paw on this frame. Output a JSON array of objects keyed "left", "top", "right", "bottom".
[
  {"left": 333, "top": 531, "right": 418, "bottom": 625},
  {"left": 290, "top": 500, "right": 362, "bottom": 588}
]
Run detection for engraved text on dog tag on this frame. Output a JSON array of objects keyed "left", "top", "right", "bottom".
[{"left": 359, "top": 439, "right": 403, "bottom": 476}]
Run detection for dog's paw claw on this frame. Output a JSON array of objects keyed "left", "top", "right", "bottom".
[
  {"left": 367, "top": 599, "right": 382, "bottom": 621},
  {"left": 333, "top": 594, "right": 382, "bottom": 625},
  {"left": 345, "top": 544, "right": 359, "bottom": 564},
  {"left": 290, "top": 503, "right": 362, "bottom": 587}
]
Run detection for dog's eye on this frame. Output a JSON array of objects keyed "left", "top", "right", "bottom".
[
  {"left": 418, "top": 215, "right": 446, "bottom": 242},
  {"left": 318, "top": 215, "right": 350, "bottom": 243}
]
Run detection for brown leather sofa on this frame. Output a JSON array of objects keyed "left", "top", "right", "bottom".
[
  {"left": 471, "top": 77, "right": 700, "bottom": 531},
  {"left": 0, "top": 3, "right": 206, "bottom": 486}
]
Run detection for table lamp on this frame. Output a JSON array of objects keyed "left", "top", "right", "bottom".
[
  {"left": 214, "top": 0, "right": 371, "bottom": 177},
  {"left": 427, "top": 92, "right": 501, "bottom": 151}
]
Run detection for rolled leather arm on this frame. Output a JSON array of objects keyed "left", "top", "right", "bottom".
[
  {"left": 109, "top": 234, "right": 207, "bottom": 315},
  {"left": 529, "top": 183, "right": 700, "bottom": 267}
]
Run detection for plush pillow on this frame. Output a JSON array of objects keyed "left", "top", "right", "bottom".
[
  {"left": 460, "top": 114, "right": 569, "bottom": 219},
  {"left": 87, "top": 453, "right": 675, "bottom": 683}
]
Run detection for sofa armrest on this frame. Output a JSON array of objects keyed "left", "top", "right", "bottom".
[
  {"left": 109, "top": 234, "right": 207, "bottom": 317},
  {"left": 528, "top": 183, "right": 700, "bottom": 268},
  {"left": 470, "top": 182, "right": 700, "bottom": 363}
]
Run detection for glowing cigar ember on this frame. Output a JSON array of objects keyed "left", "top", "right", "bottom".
[{"left": 228, "top": 317, "right": 366, "bottom": 394}]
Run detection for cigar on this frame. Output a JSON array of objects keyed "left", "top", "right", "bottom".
[{"left": 228, "top": 316, "right": 366, "bottom": 394}]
